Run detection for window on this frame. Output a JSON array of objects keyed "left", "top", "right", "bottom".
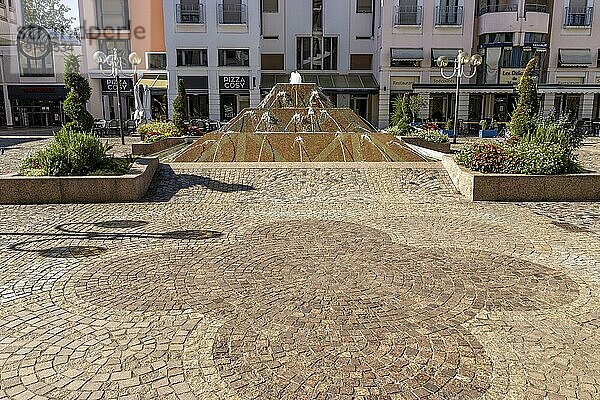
[
  {"left": 262, "top": 0, "right": 278, "bottom": 12},
  {"left": 218, "top": 49, "right": 249, "bottom": 66},
  {"left": 297, "top": 36, "right": 338, "bottom": 70},
  {"left": 177, "top": 49, "right": 208, "bottom": 67},
  {"left": 390, "top": 48, "right": 423, "bottom": 67},
  {"left": 261, "top": 54, "right": 284, "bottom": 70},
  {"left": 219, "top": 0, "right": 247, "bottom": 24},
  {"left": 18, "top": 28, "right": 54, "bottom": 77},
  {"left": 147, "top": 53, "right": 167, "bottom": 70},
  {"left": 99, "top": 39, "right": 131, "bottom": 68},
  {"left": 356, "top": 0, "right": 372, "bottom": 13},
  {"left": 313, "top": 0, "right": 323, "bottom": 32},
  {"left": 95, "top": 0, "right": 129, "bottom": 29},
  {"left": 598, "top": 49, "right": 600, "bottom": 67},
  {"left": 350, "top": 54, "right": 372, "bottom": 70}
]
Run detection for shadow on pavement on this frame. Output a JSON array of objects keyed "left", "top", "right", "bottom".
[{"left": 143, "top": 164, "right": 255, "bottom": 202}]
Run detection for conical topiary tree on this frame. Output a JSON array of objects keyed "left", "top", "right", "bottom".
[
  {"left": 172, "top": 79, "right": 188, "bottom": 135},
  {"left": 509, "top": 58, "right": 539, "bottom": 137},
  {"left": 63, "top": 53, "right": 94, "bottom": 132}
]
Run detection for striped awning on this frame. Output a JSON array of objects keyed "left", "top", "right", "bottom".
[
  {"left": 260, "top": 74, "right": 379, "bottom": 92},
  {"left": 559, "top": 49, "right": 592, "bottom": 67},
  {"left": 138, "top": 74, "right": 168, "bottom": 89},
  {"left": 391, "top": 48, "right": 424, "bottom": 61}
]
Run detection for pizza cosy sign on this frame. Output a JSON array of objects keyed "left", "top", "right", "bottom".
[{"left": 219, "top": 76, "right": 250, "bottom": 91}]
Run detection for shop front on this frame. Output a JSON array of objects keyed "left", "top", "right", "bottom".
[
  {"left": 388, "top": 76, "right": 420, "bottom": 121},
  {"left": 138, "top": 74, "right": 169, "bottom": 120},
  {"left": 8, "top": 85, "right": 69, "bottom": 127},
  {"left": 101, "top": 78, "right": 134, "bottom": 121},
  {"left": 179, "top": 76, "right": 209, "bottom": 119},
  {"left": 219, "top": 75, "right": 250, "bottom": 121}
]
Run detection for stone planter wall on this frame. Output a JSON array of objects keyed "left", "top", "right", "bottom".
[
  {"left": 0, "top": 157, "right": 159, "bottom": 205},
  {"left": 442, "top": 156, "right": 600, "bottom": 202},
  {"left": 132, "top": 137, "right": 189, "bottom": 156},
  {"left": 401, "top": 137, "right": 451, "bottom": 153}
]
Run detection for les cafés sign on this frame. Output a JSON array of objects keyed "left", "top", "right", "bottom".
[{"left": 500, "top": 68, "right": 525, "bottom": 85}]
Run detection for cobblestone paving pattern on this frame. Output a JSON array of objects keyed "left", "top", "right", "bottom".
[{"left": 0, "top": 142, "right": 599, "bottom": 399}]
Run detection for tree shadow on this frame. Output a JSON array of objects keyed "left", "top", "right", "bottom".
[{"left": 143, "top": 165, "right": 255, "bottom": 202}]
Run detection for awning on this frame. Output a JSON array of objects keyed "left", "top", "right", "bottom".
[
  {"left": 391, "top": 48, "right": 424, "bottom": 61},
  {"left": 559, "top": 49, "right": 592, "bottom": 67},
  {"left": 139, "top": 74, "right": 168, "bottom": 89},
  {"left": 432, "top": 49, "right": 461, "bottom": 61},
  {"left": 260, "top": 74, "right": 379, "bottom": 93},
  {"left": 413, "top": 84, "right": 515, "bottom": 94}
]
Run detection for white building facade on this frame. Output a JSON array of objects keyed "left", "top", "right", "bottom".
[
  {"left": 76, "top": 0, "right": 600, "bottom": 130},
  {"left": 164, "top": 0, "right": 261, "bottom": 121}
]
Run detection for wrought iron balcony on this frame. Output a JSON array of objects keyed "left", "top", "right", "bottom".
[
  {"left": 393, "top": 5, "right": 423, "bottom": 26},
  {"left": 217, "top": 3, "right": 248, "bottom": 24},
  {"left": 479, "top": 3, "right": 518, "bottom": 15},
  {"left": 564, "top": 6, "right": 593, "bottom": 27},
  {"left": 176, "top": 3, "right": 205, "bottom": 24},
  {"left": 435, "top": 5, "right": 464, "bottom": 25}
]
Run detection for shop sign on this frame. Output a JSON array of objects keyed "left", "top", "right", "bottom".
[
  {"left": 556, "top": 76, "right": 585, "bottom": 85},
  {"left": 8, "top": 85, "right": 68, "bottom": 100},
  {"left": 430, "top": 75, "right": 454, "bottom": 84},
  {"left": 101, "top": 78, "right": 133, "bottom": 93},
  {"left": 499, "top": 68, "right": 525, "bottom": 85},
  {"left": 219, "top": 76, "right": 250, "bottom": 91},
  {"left": 390, "top": 76, "right": 418, "bottom": 90}
]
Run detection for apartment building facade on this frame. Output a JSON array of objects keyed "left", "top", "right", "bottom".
[
  {"left": 0, "top": 0, "right": 79, "bottom": 127},
  {"left": 78, "top": 0, "right": 167, "bottom": 122},
  {"left": 77, "top": 0, "right": 600, "bottom": 129},
  {"left": 163, "top": 0, "right": 261, "bottom": 121}
]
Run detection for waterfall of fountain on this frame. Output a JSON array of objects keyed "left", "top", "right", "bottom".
[
  {"left": 284, "top": 112, "right": 303, "bottom": 133},
  {"left": 361, "top": 133, "right": 391, "bottom": 162}
]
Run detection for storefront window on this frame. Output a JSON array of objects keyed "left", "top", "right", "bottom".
[{"left": 187, "top": 94, "right": 209, "bottom": 118}]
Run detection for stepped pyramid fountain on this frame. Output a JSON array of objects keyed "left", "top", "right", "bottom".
[{"left": 175, "top": 76, "right": 425, "bottom": 163}]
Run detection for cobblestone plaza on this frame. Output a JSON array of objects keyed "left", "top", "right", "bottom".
[{"left": 0, "top": 137, "right": 599, "bottom": 399}]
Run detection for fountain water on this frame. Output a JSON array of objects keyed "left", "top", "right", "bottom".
[{"left": 175, "top": 78, "right": 426, "bottom": 163}]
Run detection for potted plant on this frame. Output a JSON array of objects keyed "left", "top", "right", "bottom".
[
  {"left": 479, "top": 118, "right": 499, "bottom": 138},
  {"left": 442, "top": 119, "right": 455, "bottom": 138}
]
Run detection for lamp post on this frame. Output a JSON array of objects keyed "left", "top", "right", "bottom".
[
  {"left": 436, "top": 50, "right": 483, "bottom": 144},
  {"left": 93, "top": 48, "right": 142, "bottom": 145}
]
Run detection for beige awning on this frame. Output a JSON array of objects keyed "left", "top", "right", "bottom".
[{"left": 139, "top": 74, "right": 168, "bottom": 89}]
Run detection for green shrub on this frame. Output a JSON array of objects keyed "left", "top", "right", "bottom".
[
  {"left": 172, "top": 79, "right": 188, "bottom": 135},
  {"left": 523, "top": 113, "right": 585, "bottom": 152},
  {"left": 63, "top": 53, "right": 94, "bottom": 132},
  {"left": 20, "top": 127, "right": 110, "bottom": 176},
  {"left": 391, "top": 94, "right": 410, "bottom": 127},
  {"left": 509, "top": 58, "right": 539, "bottom": 137},
  {"left": 137, "top": 121, "right": 179, "bottom": 143}
]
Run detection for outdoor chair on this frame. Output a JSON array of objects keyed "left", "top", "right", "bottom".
[
  {"left": 92, "top": 120, "right": 107, "bottom": 137},
  {"left": 106, "top": 120, "right": 120, "bottom": 136}
]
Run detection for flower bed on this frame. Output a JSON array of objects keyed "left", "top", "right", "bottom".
[{"left": 137, "top": 121, "right": 180, "bottom": 143}]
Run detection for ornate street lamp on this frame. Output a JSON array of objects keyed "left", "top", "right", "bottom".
[
  {"left": 436, "top": 50, "right": 483, "bottom": 144},
  {"left": 93, "top": 49, "right": 142, "bottom": 145}
]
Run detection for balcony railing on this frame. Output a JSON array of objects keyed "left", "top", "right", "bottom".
[
  {"left": 524, "top": 2, "right": 548, "bottom": 13},
  {"left": 564, "top": 6, "right": 593, "bottom": 27},
  {"left": 393, "top": 5, "right": 423, "bottom": 26},
  {"left": 435, "top": 5, "right": 464, "bottom": 25},
  {"left": 479, "top": 3, "right": 518, "bottom": 15},
  {"left": 176, "top": 3, "right": 205, "bottom": 24},
  {"left": 217, "top": 3, "right": 247, "bottom": 24}
]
